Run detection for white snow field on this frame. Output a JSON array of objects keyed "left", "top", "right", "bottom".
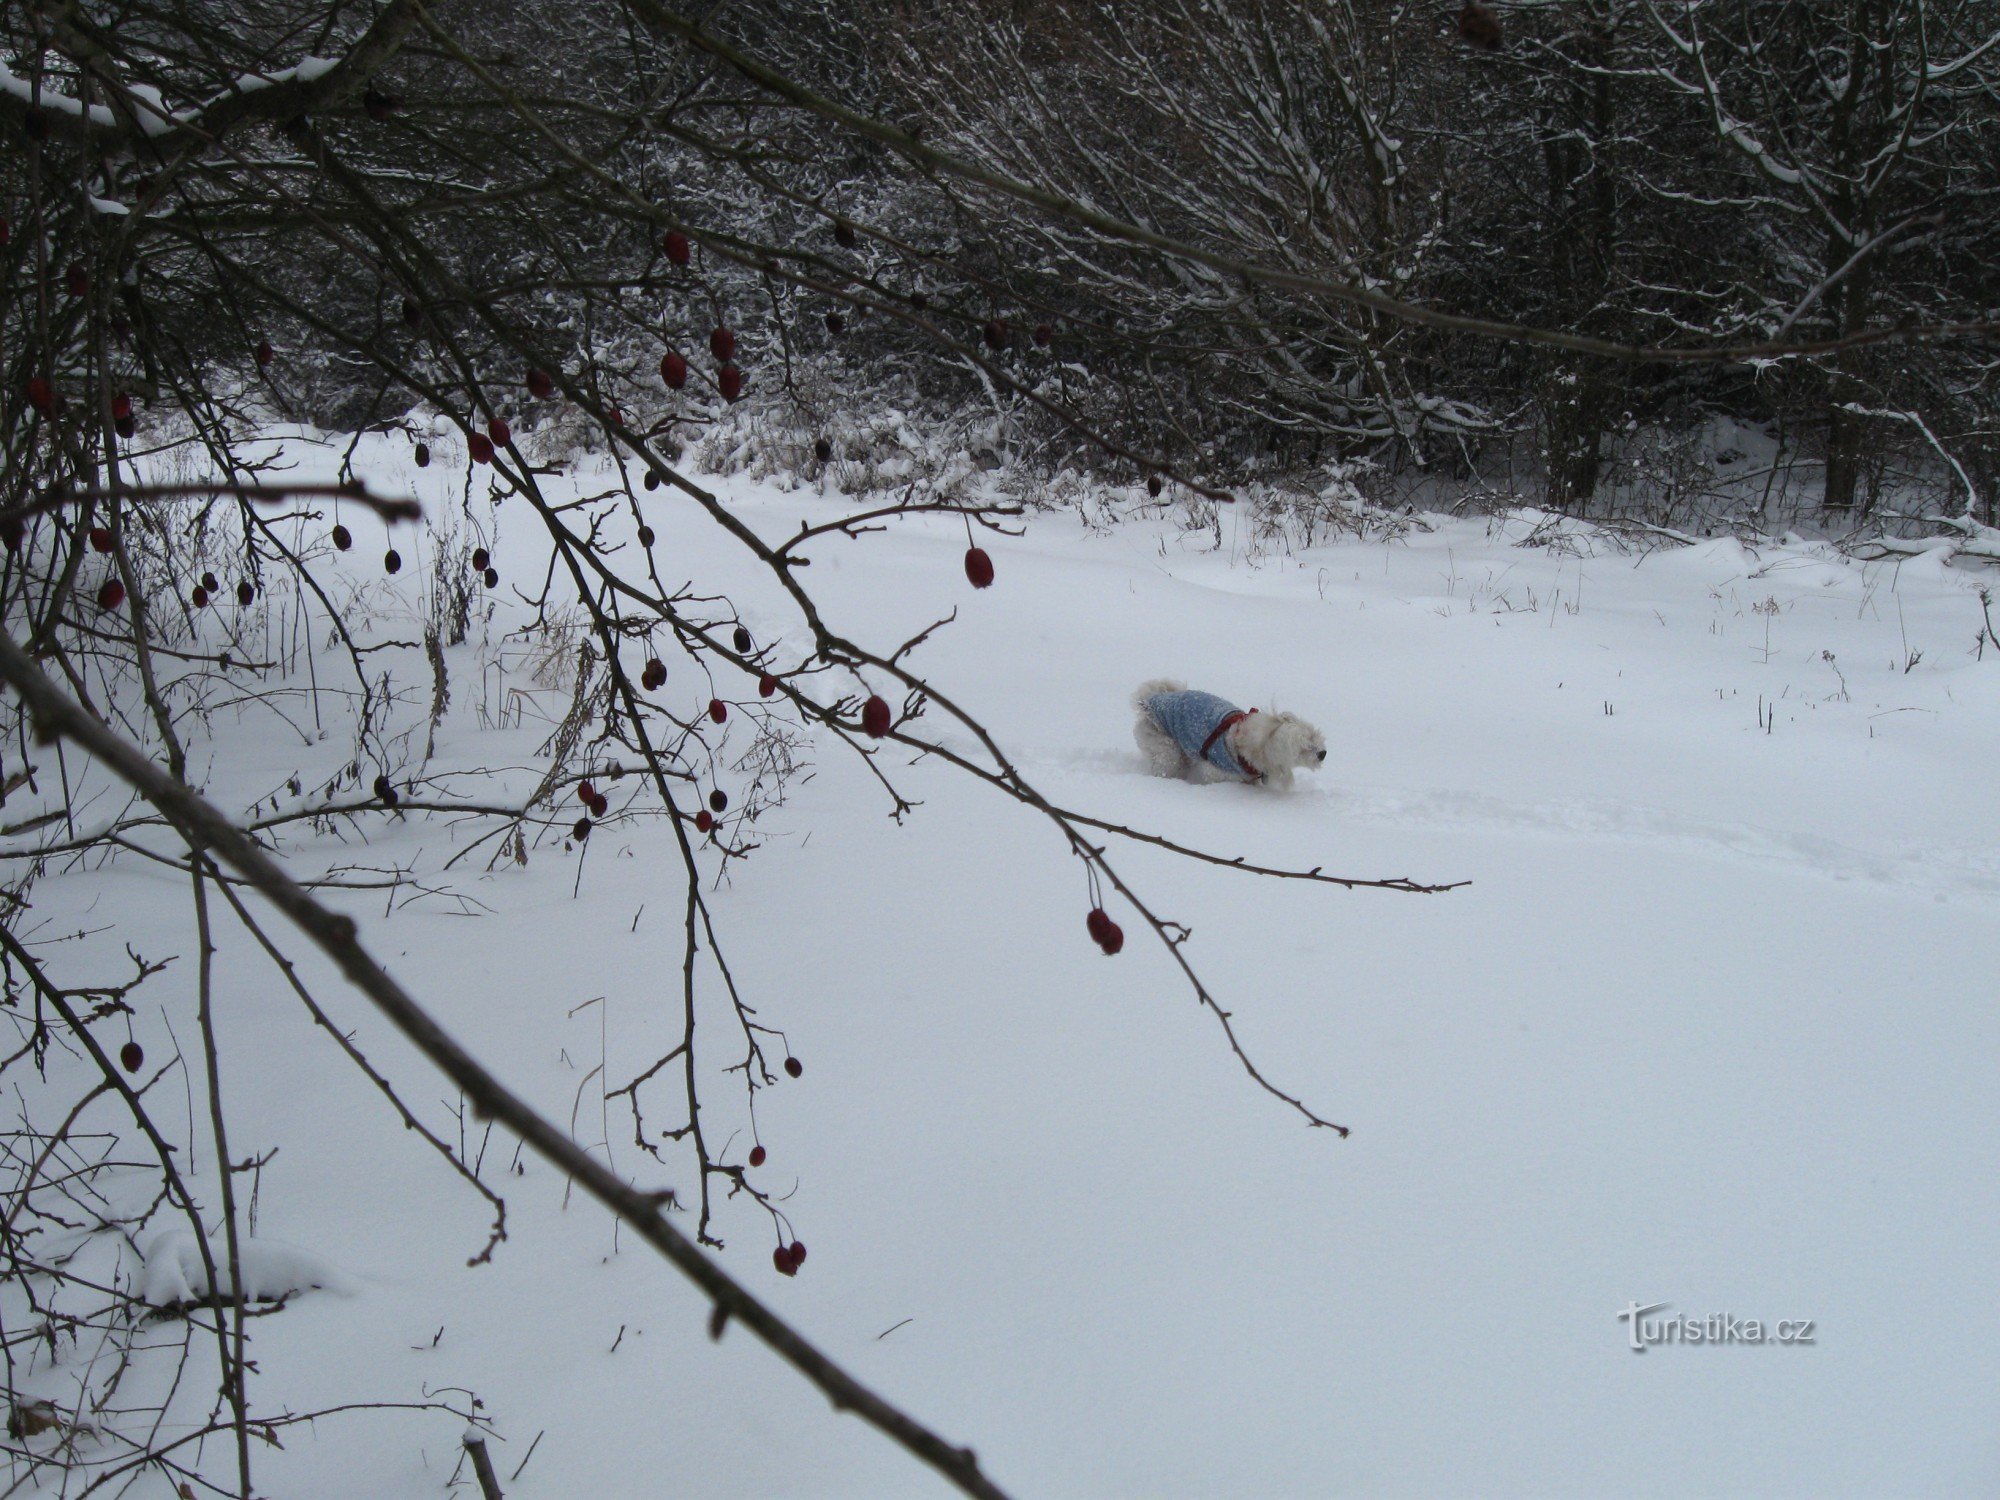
[{"left": 13, "top": 429, "right": 2000, "bottom": 1497}]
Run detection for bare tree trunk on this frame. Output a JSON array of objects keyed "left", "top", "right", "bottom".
[{"left": 1537, "top": 7, "right": 1619, "bottom": 515}]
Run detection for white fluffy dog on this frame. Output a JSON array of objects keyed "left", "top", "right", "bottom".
[{"left": 1132, "top": 679, "right": 1327, "bottom": 791}]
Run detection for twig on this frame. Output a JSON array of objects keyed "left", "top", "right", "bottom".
[
  {"left": 0, "top": 482, "right": 421, "bottom": 529},
  {"left": 0, "top": 628, "right": 1011, "bottom": 1500},
  {"left": 462, "top": 1433, "right": 503, "bottom": 1500}
]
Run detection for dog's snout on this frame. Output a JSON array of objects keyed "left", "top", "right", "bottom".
[{"left": 1316, "top": 749, "right": 1326, "bottom": 762}]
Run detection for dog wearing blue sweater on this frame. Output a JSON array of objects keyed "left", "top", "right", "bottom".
[{"left": 1132, "top": 679, "right": 1327, "bottom": 791}]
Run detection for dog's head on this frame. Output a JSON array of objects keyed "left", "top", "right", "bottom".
[{"left": 1236, "top": 710, "right": 1327, "bottom": 787}]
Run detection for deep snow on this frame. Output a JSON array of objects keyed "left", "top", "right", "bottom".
[{"left": 8, "top": 431, "right": 1999, "bottom": 1497}]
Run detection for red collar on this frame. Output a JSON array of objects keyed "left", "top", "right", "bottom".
[{"left": 1201, "top": 708, "right": 1262, "bottom": 781}]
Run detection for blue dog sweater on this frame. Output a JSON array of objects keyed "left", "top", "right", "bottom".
[{"left": 1143, "top": 689, "right": 1260, "bottom": 780}]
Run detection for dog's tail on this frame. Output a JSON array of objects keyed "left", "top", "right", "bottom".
[{"left": 1132, "top": 678, "right": 1186, "bottom": 712}]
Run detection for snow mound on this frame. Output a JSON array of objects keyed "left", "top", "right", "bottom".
[{"left": 138, "top": 1231, "right": 349, "bottom": 1308}]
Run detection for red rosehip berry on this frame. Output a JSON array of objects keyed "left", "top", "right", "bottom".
[
  {"left": 89, "top": 526, "right": 114, "bottom": 553},
  {"left": 97, "top": 579, "right": 125, "bottom": 610},
  {"left": 707, "top": 698, "right": 727, "bottom": 724},
  {"left": 200, "top": 572, "right": 218, "bottom": 592},
  {"left": 471, "top": 547, "right": 490, "bottom": 571},
  {"left": 111, "top": 393, "right": 133, "bottom": 422},
  {"left": 709, "top": 326, "right": 736, "bottom": 362},
  {"left": 483, "top": 567, "right": 498, "bottom": 589},
  {"left": 733, "top": 625, "right": 752, "bottom": 653},
  {"left": 784, "top": 1056, "right": 803, "bottom": 1079},
  {"left": 758, "top": 673, "right": 777, "bottom": 698},
  {"left": 861, "top": 695, "right": 891, "bottom": 738},
  {"left": 331, "top": 525, "right": 353, "bottom": 551},
  {"left": 1086, "top": 907, "right": 1125, "bottom": 955},
  {"left": 825, "top": 311, "right": 846, "bottom": 336},
  {"left": 718, "top": 365, "right": 744, "bottom": 403},
  {"left": 467, "top": 432, "right": 493, "bottom": 465},
  {"left": 1033, "top": 322, "right": 1053, "bottom": 346},
  {"left": 573, "top": 816, "right": 591, "bottom": 840},
  {"left": 813, "top": 437, "right": 832, "bottom": 464},
  {"left": 486, "top": 416, "right": 510, "bottom": 447},
  {"left": 708, "top": 788, "right": 727, "bottom": 813},
  {"left": 25, "top": 377, "right": 55, "bottom": 416},
  {"left": 773, "top": 1244, "right": 797, "bottom": 1276},
  {"left": 833, "top": 220, "right": 858, "bottom": 248},
  {"left": 255, "top": 340, "right": 274, "bottom": 368},
  {"left": 191, "top": 586, "right": 208, "bottom": 608},
  {"left": 526, "top": 368, "right": 555, "bottom": 400},
  {"left": 964, "top": 546, "right": 994, "bottom": 588},
  {"left": 641, "top": 658, "right": 667, "bottom": 691},
  {"left": 660, "top": 352, "right": 688, "bottom": 390},
  {"left": 119, "top": 1040, "right": 144, "bottom": 1074},
  {"left": 748, "top": 1145, "right": 766, "bottom": 1167},
  {"left": 384, "top": 550, "right": 402, "bottom": 575},
  {"left": 983, "top": 318, "right": 1007, "bottom": 350},
  {"left": 664, "top": 230, "right": 691, "bottom": 265},
  {"left": 694, "top": 809, "right": 713, "bottom": 833},
  {"left": 637, "top": 525, "right": 656, "bottom": 546},
  {"left": 1147, "top": 474, "right": 1164, "bottom": 498},
  {"left": 788, "top": 1240, "right": 806, "bottom": 1266},
  {"left": 236, "top": 580, "right": 254, "bottom": 606}
]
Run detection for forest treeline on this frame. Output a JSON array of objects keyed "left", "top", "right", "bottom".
[{"left": 5, "top": 1, "right": 1997, "bottom": 529}]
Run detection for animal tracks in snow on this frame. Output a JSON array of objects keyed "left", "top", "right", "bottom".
[
  {"left": 1018, "top": 747, "right": 1999, "bottom": 901},
  {"left": 1316, "top": 783, "right": 2000, "bottom": 899}
]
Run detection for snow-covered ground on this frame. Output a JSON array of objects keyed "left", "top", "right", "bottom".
[{"left": 13, "top": 432, "right": 2000, "bottom": 1496}]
